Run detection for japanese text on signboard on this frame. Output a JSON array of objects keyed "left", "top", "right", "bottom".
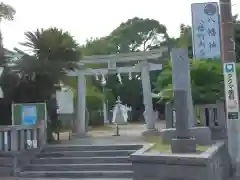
[
  {"left": 224, "top": 63, "right": 240, "bottom": 120},
  {"left": 191, "top": 2, "right": 221, "bottom": 59}
]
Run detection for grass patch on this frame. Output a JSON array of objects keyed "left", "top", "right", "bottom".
[{"left": 142, "top": 136, "right": 209, "bottom": 153}]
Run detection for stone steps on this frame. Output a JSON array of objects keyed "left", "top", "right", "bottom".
[
  {"left": 32, "top": 156, "right": 130, "bottom": 164},
  {"left": 37, "top": 150, "right": 135, "bottom": 158},
  {"left": 0, "top": 157, "right": 14, "bottom": 176},
  {"left": 0, "top": 157, "right": 13, "bottom": 165},
  {"left": 9, "top": 177, "right": 132, "bottom": 180},
  {"left": 23, "top": 163, "right": 132, "bottom": 171},
  {"left": 19, "top": 170, "right": 133, "bottom": 178},
  {"left": 19, "top": 144, "right": 142, "bottom": 179},
  {"left": 44, "top": 144, "right": 142, "bottom": 152}
]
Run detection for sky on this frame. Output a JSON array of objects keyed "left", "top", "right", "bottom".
[{"left": 1, "top": 0, "right": 240, "bottom": 50}]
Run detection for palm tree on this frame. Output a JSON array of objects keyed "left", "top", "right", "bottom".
[
  {"left": 10, "top": 28, "right": 81, "bottom": 140},
  {"left": 12, "top": 27, "right": 81, "bottom": 91}
]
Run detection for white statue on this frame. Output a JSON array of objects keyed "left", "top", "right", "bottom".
[{"left": 112, "top": 96, "right": 131, "bottom": 124}]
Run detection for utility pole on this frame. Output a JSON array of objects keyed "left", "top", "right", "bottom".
[{"left": 219, "top": 0, "right": 240, "bottom": 176}]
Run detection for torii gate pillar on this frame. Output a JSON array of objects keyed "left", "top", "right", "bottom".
[
  {"left": 75, "top": 72, "right": 87, "bottom": 137},
  {"left": 141, "top": 61, "right": 157, "bottom": 135}
]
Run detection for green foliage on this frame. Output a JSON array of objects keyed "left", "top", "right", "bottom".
[
  {"left": 80, "top": 37, "right": 117, "bottom": 56},
  {"left": 89, "top": 110, "right": 103, "bottom": 127},
  {"left": 155, "top": 60, "right": 224, "bottom": 104},
  {"left": 109, "top": 17, "right": 168, "bottom": 52},
  {"left": 18, "top": 28, "right": 80, "bottom": 77},
  {"left": 235, "top": 24, "right": 240, "bottom": 60},
  {"left": 10, "top": 28, "right": 81, "bottom": 141}
]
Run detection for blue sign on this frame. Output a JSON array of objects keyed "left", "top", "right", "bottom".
[
  {"left": 225, "top": 63, "right": 234, "bottom": 73},
  {"left": 21, "top": 105, "right": 37, "bottom": 125}
]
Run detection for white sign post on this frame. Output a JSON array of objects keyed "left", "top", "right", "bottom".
[
  {"left": 223, "top": 62, "right": 240, "bottom": 172},
  {"left": 56, "top": 88, "right": 74, "bottom": 114},
  {"left": 191, "top": 2, "right": 221, "bottom": 59},
  {"left": 224, "top": 63, "right": 240, "bottom": 120}
]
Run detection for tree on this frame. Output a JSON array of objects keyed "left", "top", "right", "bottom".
[
  {"left": 0, "top": 3, "right": 16, "bottom": 125},
  {"left": 80, "top": 37, "right": 117, "bottom": 56},
  {"left": 0, "top": 2, "right": 16, "bottom": 100},
  {"left": 109, "top": 17, "right": 168, "bottom": 52},
  {"left": 155, "top": 60, "right": 224, "bottom": 104},
  {"left": 11, "top": 28, "right": 81, "bottom": 139},
  {"left": 15, "top": 28, "right": 80, "bottom": 89},
  {"left": 177, "top": 24, "right": 193, "bottom": 58},
  {"left": 0, "top": 2, "right": 16, "bottom": 65}
]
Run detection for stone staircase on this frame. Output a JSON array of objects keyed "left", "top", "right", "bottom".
[
  {"left": 19, "top": 144, "right": 142, "bottom": 179},
  {"left": 0, "top": 156, "right": 15, "bottom": 176}
]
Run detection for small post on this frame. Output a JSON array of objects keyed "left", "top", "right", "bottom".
[
  {"left": 220, "top": 0, "right": 240, "bottom": 175},
  {"left": 172, "top": 108, "right": 176, "bottom": 128},
  {"left": 68, "top": 131, "right": 71, "bottom": 140},
  {"left": 113, "top": 123, "right": 120, "bottom": 136}
]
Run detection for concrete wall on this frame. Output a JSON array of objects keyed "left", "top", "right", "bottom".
[{"left": 130, "top": 141, "right": 230, "bottom": 180}]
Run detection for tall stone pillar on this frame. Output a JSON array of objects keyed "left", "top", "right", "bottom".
[
  {"left": 75, "top": 73, "right": 87, "bottom": 137},
  {"left": 141, "top": 61, "right": 157, "bottom": 134},
  {"left": 171, "top": 48, "right": 195, "bottom": 127},
  {"left": 171, "top": 48, "right": 196, "bottom": 153}
]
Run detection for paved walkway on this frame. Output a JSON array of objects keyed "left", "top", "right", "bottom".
[
  {"left": 228, "top": 176, "right": 240, "bottom": 180},
  {"left": 54, "top": 121, "right": 165, "bottom": 145},
  {"left": 88, "top": 122, "right": 165, "bottom": 137}
]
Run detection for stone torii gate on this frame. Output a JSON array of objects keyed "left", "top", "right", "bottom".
[{"left": 68, "top": 47, "right": 168, "bottom": 137}]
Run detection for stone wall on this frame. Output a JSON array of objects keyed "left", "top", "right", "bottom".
[
  {"left": 165, "top": 101, "right": 227, "bottom": 140},
  {"left": 161, "top": 127, "right": 212, "bottom": 145},
  {"left": 130, "top": 141, "right": 230, "bottom": 180}
]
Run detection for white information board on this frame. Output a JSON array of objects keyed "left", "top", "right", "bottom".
[
  {"left": 224, "top": 63, "right": 240, "bottom": 120},
  {"left": 56, "top": 88, "right": 74, "bottom": 114},
  {"left": 191, "top": 2, "right": 221, "bottom": 59}
]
